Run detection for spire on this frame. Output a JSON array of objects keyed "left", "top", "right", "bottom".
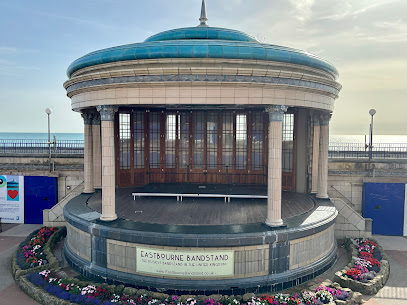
[{"left": 198, "top": 0, "right": 208, "bottom": 27}]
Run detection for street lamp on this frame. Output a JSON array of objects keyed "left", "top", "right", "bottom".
[
  {"left": 45, "top": 108, "right": 53, "bottom": 171},
  {"left": 369, "top": 109, "right": 376, "bottom": 160}
]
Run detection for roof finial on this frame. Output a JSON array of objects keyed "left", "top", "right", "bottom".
[{"left": 198, "top": 0, "right": 208, "bottom": 27}]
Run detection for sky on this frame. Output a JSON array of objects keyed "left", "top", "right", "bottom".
[{"left": 0, "top": 0, "right": 406, "bottom": 135}]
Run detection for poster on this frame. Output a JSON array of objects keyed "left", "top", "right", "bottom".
[
  {"left": 0, "top": 175, "right": 24, "bottom": 223},
  {"left": 136, "top": 246, "right": 234, "bottom": 278}
]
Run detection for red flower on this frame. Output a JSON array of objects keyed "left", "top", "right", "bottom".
[{"left": 360, "top": 251, "right": 373, "bottom": 259}]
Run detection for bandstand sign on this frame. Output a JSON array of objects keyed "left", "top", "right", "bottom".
[{"left": 137, "top": 247, "right": 234, "bottom": 277}]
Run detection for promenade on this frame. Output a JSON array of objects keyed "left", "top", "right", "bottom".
[{"left": 0, "top": 224, "right": 41, "bottom": 305}]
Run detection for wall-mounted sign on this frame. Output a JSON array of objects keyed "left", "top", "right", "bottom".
[
  {"left": 0, "top": 175, "right": 24, "bottom": 223},
  {"left": 136, "top": 246, "right": 234, "bottom": 278}
]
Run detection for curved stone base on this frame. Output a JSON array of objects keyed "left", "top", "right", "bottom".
[{"left": 64, "top": 193, "right": 338, "bottom": 294}]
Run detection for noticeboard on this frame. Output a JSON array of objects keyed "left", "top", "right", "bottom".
[{"left": 0, "top": 175, "right": 24, "bottom": 223}]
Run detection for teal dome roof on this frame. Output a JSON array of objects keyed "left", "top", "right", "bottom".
[
  {"left": 145, "top": 27, "right": 257, "bottom": 43},
  {"left": 67, "top": 26, "right": 338, "bottom": 78}
]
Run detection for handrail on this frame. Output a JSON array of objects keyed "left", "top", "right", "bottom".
[
  {"left": 329, "top": 185, "right": 355, "bottom": 208},
  {"left": 47, "top": 182, "right": 84, "bottom": 222}
]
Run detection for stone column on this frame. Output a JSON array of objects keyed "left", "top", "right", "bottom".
[
  {"left": 92, "top": 114, "right": 102, "bottom": 189},
  {"left": 81, "top": 112, "right": 95, "bottom": 194},
  {"left": 310, "top": 114, "right": 320, "bottom": 194},
  {"left": 265, "top": 105, "right": 288, "bottom": 227},
  {"left": 96, "top": 105, "right": 118, "bottom": 221},
  {"left": 316, "top": 113, "right": 332, "bottom": 199}
]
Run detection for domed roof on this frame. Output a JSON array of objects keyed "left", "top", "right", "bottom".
[
  {"left": 145, "top": 27, "right": 257, "bottom": 43},
  {"left": 67, "top": 2, "right": 338, "bottom": 78}
]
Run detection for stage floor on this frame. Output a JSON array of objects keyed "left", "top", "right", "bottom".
[{"left": 87, "top": 184, "right": 314, "bottom": 226}]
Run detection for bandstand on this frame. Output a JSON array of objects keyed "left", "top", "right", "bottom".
[{"left": 63, "top": 1, "right": 342, "bottom": 294}]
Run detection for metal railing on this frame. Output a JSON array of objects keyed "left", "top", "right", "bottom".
[
  {"left": 0, "top": 139, "right": 84, "bottom": 155},
  {"left": 1, "top": 139, "right": 406, "bottom": 160},
  {"left": 329, "top": 143, "right": 407, "bottom": 160},
  {"left": 329, "top": 185, "right": 355, "bottom": 208}
]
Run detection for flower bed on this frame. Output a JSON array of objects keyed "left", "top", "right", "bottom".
[
  {"left": 16, "top": 227, "right": 58, "bottom": 269},
  {"left": 12, "top": 226, "right": 66, "bottom": 280},
  {"left": 24, "top": 269, "right": 355, "bottom": 305},
  {"left": 334, "top": 238, "right": 390, "bottom": 295},
  {"left": 13, "top": 227, "right": 365, "bottom": 305}
]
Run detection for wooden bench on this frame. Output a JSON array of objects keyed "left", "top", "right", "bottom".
[{"left": 132, "top": 192, "right": 267, "bottom": 202}]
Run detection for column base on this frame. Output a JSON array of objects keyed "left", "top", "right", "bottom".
[
  {"left": 83, "top": 189, "right": 95, "bottom": 194},
  {"left": 100, "top": 214, "right": 118, "bottom": 222},
  {"left": 265, "top": 219, "right": 285, "bottom": 228},
  {"left": 316, "top": 194, "right": 329, "bottom": 199},
  {"left": 310, "top": 190, "right": 318, "bottom": 194}
]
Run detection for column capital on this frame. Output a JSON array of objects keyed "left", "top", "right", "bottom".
[
  {"left": 313, "top": 113, "right": 320, "bottom": 126},
  {"left": 81, "top": 112, "right": 94, "bottom": 125},
  {"left": 319, "top": 113, "right": 332, "bottom": 126},
  {"left": 96, "top": 105, "right": 118, "bottom": 121},
  {"left": 92, "top": 113, "right": 101, "bottom": 125},
  {"left": 266, "top": 105, "right": 288, "bottom": 122}
]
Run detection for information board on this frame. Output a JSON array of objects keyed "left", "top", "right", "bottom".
[
  {"left": 137, "top": 246, "right": 234, "bottom": 278},
  {"left": 0, "top": 175, "right": 24, "bottom": 223}
]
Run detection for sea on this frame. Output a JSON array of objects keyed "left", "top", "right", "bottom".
[{"left": 0, "top": 133, "right": 84, "bottom": 141}]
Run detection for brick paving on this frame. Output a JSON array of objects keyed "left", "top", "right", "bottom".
[
  {"left": 0, "top": 225, "right": 41, "bottom": 305},
  {"left": 363, "top": 237, "right": 407, "bottom": 305}
]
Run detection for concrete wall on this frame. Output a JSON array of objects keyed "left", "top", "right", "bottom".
[
  {"left": 1, "top": 154, "right": 84, "bottom": 226},
  {"left": 2, "top": 154, "right": 406, "bottom": 240},
  {"left": 328, "top": 159, "right": 407, "bottom": 238},
  {"left": 329, "top": 160, "right": 407, "bottom": 213},
  {"left": 0, "top": 155, "right": 83, "bottom": 202}
]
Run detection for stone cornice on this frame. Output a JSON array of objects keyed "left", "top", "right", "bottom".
[
  {"left": 66, "top": 82, "right": 340, "bottom": 103},
  {"left": 65, "top": 75, "right": 340, "bottom": 99},
  {"left": 65, "top": 60, "right": 341, "bottom": 90},
  {"left": 68, "top": 58, "right": 338, "bottom": 83}
]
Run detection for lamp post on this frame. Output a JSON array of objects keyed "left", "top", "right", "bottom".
[
  {"left": 369, "top": 109, "right": 376, "bottom": 160},
  {"left": 45, "top": 108, "right": 52, "bottom": 171}
]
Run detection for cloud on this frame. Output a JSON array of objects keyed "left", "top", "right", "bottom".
[
  {"left": 288, "top": 0, "right": 316, "bottom": 22},
  {"left": 0, "top": 47, "right": 18, "bottom": 54},
  {"left": 352, "top": 0, "right": 399, "bottom": 16}
]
